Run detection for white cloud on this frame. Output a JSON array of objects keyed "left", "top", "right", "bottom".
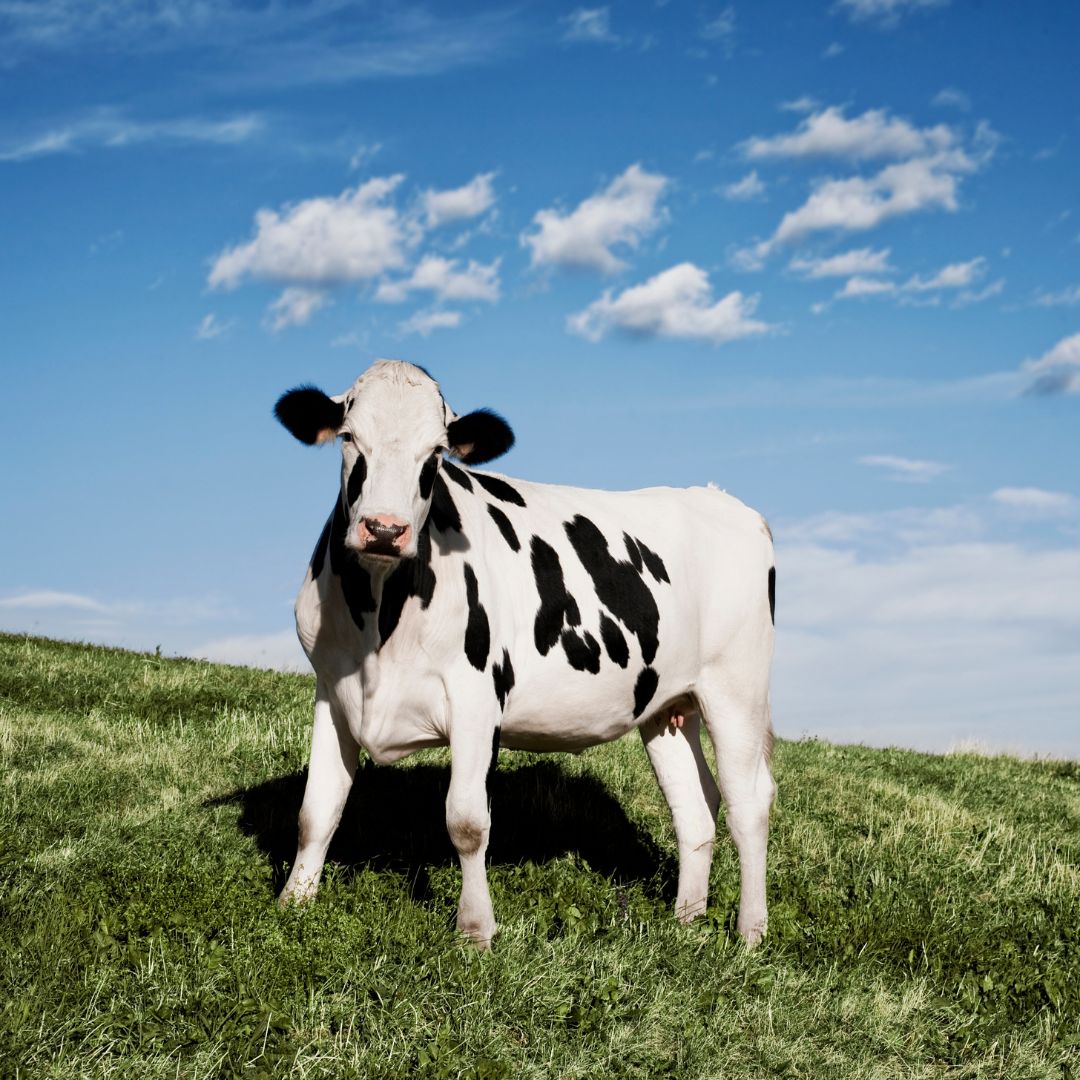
[
  {"left": 376, "top": 255, "right": 500, "bottom": 304},
  {"left": 773, "top": 501, "right": 1080, "bottom": 756},
  {"left": 932, "top": 87, "right": 971, "bottom": 111},
  {"left": 0, "top": 590, "right": 107, "bottom": 611},
  {"left": 0, "top": 108, "right": 262, "bottom": 162},
  {"left": 836, "top": 275, "right": 897, "bottom": 298},
  {"left": 992, "top": 487, "right": 1078, "bottom": 516},
  {"left": 561, "top": 7, "right": 616, "bottom": 43},
  {"left": 833, "top": 0, "right": 949, "bottom": 28},
  {"left": 859, "top": 454, "right": 950, "bottom": 482},
  {"left": 789, "top": 246, "right": 893, "bottom": 278},
  {"left": 903, "top": 255, "right": 985, "bottom": 291},
  {"left": 195, "top": 313, "right": 234, "bottom": 340},
  {"left": 821, "top": 41, "right": 844, "bottom": 58},
  {"left": 742, "top": 105, "right": 955, "bottom": 162},
  {"left": 721, "top": 170, "right": 766, "bottom": 201},
  {"left": 398, "top": 308, "right": 463, "bottom": 337},
  {"left": 1022, "top": 331, "right": 1080, "bottom": 396},
  {"left": 952, "top": 278, "right": 1004, "bottom": 308},
  {"left": 208, "top": 175, "right": 410, "bottom": 289},
  {"left": 265, "top": 287, "right": 330, "bottom": 332},
  {"left": 421, "top": 172, "right": 496, "bottom": 228},
  {"left": 1033, "top": 284, "right": 1080, "bottom": 308},
  {"left": 521, "top": 163, "right": 669, "bottom": 274},
  {"left": 568, "top": 262, "right": 772, "bottom": 346},
  {"left": 780, "top": 95, "right": 819, "bottom": 113}
]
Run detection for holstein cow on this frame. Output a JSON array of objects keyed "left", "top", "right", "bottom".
[{"left": 275, "top": 360, "right": 776, "bottom": 947}]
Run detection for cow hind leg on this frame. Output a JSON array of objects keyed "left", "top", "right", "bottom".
[
  {"left": 694, "top": 671, "right": 776, "bottom": 946},
  {"left": 639, "top": 709, "right": 721, "bottom": 923},
  {"left": 279, "top": 685, "right": 359, "bottom": 905}
]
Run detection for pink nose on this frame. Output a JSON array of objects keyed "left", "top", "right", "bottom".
[{"left": 357, "top": 515, "right": 411, "bottom": 555}]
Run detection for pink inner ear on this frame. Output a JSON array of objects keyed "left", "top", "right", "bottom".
[{"left": 315, "top": 428, "right": 338, "bottom": 445}]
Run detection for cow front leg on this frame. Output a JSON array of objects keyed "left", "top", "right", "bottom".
[
  {"left": 640, "top": 710, "right": 721, "bottom": 923},
  {"left": 279, "top": 682, "right": 359, "bottom": 905},
  {"left": 446, "top": 720, "right": 500, "bottom": 948}
]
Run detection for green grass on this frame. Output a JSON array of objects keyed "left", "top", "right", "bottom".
[{"left": 1, "top": 632, "right": 1077, "bottom": 1079}]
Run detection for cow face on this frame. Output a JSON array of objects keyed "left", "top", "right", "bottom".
[{"left": 275, "top": 360, "right": 513, "bottom": 562}]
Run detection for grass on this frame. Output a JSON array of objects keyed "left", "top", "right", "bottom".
[{"left": 1, "top": 631, "right": 1077, "bottom": 1079}]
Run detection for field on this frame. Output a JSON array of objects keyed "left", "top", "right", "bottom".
[{"left": 1, "top": 632, "right": 1077, "bottom": 1079}]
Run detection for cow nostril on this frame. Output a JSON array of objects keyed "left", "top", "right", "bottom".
[{"left": 363, "top": 517, "right": 408, "bottom": 542}]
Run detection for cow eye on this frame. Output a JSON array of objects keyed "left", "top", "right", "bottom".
[{"left": 339, "top": 431, "right": 352, "bottom": 443}]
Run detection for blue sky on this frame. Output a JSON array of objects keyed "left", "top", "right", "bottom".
[{"left": 2, "top": 0, "right": 1078, "bottom": 756}]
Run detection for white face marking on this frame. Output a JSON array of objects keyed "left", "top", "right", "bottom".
[{"left": 337, "top": 360, "right": 449, "bottom": 559}]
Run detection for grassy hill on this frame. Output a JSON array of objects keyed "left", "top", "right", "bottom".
[{"left": 1, "top": 632, "right": 1076, "bottom": 1079}]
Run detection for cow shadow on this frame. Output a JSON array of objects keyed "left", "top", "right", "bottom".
[{"left": 210, "top": 757, "right": 675, "bottom": 900}]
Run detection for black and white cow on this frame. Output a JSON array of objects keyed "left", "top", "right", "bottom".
[{"left": 274, "top": 360, "right": 776, "bottom": 947}]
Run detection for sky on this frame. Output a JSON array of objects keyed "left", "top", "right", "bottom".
[{"left": 1, "top": 0, "right": 1077, "bottom": 757}]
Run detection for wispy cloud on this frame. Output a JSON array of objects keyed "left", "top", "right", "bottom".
[
  {"left": 0, "top": 108, "right": 262, "bottom": 162},
  {"left": 932, "top": 87, "right": 971, "bottom": 111},
  {"left": 195, "top": 313, "right": 234, "bottom": 340},
  {"left": 0, "top": 590, "right": 108, "bottom": 612},
  {"left": 522, "top": 163, "right": 669, "bottom": 274},
  {"left": 265, "top": 287, "right": 331, "bottom": 332},
  {"left": 1032, "top": 284, "right": 1080, "bottom": 308},
  {"left": 0, "top": 3, "right": 522, "bottom": 87},
  {"left": 561, "top": 7, "right": 618, "bottom": 44},
  {"left": 721, "top": 170, "right": 766, "bottom": 201},
  {"left": 1021, "top": 331, "right": 1080, "bottom": 397},
  {"left": 789, "top": 246, "right": 893, "bottom": 278},
  {"left": 398, "top": 308, "right": 462, "bottom": 337},
  {"left": 568, "top": 262, "right": 772, "bottom": 346},
  {"left": 859, "top": 453, "right": 950, "bottom": 482},
  {"left": 991, "top": 487, "right": 1078, "bottom": 516},
  {"left": 833, "top": 0, "right": 950, "bottom": 29}
]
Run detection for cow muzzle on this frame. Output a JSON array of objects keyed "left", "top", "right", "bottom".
[{"left": 357, "top": 514, "right": 412, "bottom": 558}]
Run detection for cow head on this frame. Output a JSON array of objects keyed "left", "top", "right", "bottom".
[{"left": 275, "top": 360, "right": 513, "bottom": 561}]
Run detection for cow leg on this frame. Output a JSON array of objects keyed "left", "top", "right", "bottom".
[
  {"left": 446, "top": 720, "right": 499, "bottom": 948},
  {"left": 640, "top": 710, "right": 721, "bottom": 923},
  {"left": 279, "top": 682, "right": 359, "bottom": 905},
  {"left": 695, "top": 673, "right": 775, "bottom": 946}
]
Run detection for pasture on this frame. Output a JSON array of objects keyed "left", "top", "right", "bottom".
[{"left": 1, "top": 632, "right": 1077, "bottom": 1078}]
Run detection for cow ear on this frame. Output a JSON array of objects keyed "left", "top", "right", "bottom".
[
  {"left": 274, "top": 386, "right": 345, "bottom": 446},
  {"left": 447, "top": 408, "right": 515, "bottom": 464}
]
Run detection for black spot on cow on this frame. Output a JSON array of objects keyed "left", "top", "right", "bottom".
[
  {"left": 378, "top": 528, "right": 436, "bottom": 647},
  {"left": 530, "top": 536, "right": 581, "bottom": 655},
  {"left": 310, "top": 514, "right": 332, "bottom": 580},
  {"left": 492, "top": 649, "right": 515, "bottom": 710},
  {"left": 487, "top": 504, "right": 520, "bottom": 552},
  {"left": 623, "top": 533, "right": 642, "bottom": 573},
  {"left": 429, "top": 474, "right": 462, "bottom": 535},
  {"left": 274, "top": 385, "right": 345, "bottom": 445},
  {"left": 418, "top": 452, "right": 439, "bottom": 500},
  {"left": 346, "top": 452, "right": 367, "bottom": 505},
  {"left": 471, "top": 472, "right": 527, "bottom": 507},
  {"left": 768, "top": 566, "right": 776, "bottom": 625},
  {"left": 598, "top": 612, "right": 629, "bottom": 668},
  {"left": 442, "top": 460, "right": 474, "bottom": 492},
  {"left": 632, "top": 667, "right": 659, "bottom": 719},
  {"left": 328, "top": 500, "right": 376, "bottom": 632},
  {"left": 561, "top": 628, "right": 601, "bottom": 674},
  {"left": 463, "top": 562, "right": 491, "bottom": 671},
  {"left": 564, "top": 515, "right": 660, "bottom": 665},
  {"left": 636, "top": 539, "right": 670, "bottom": 584}
]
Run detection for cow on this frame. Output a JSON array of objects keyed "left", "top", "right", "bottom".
[{"left": 274, "top": 359, "right": 776, "bottom": 947}]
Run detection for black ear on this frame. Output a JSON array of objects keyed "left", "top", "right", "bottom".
[
  {"left": 274, "top": 386, "right": 345, "bottom": 446},
  {"left": 447, "top": 409, "right": 515, "bottom": 465}
]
